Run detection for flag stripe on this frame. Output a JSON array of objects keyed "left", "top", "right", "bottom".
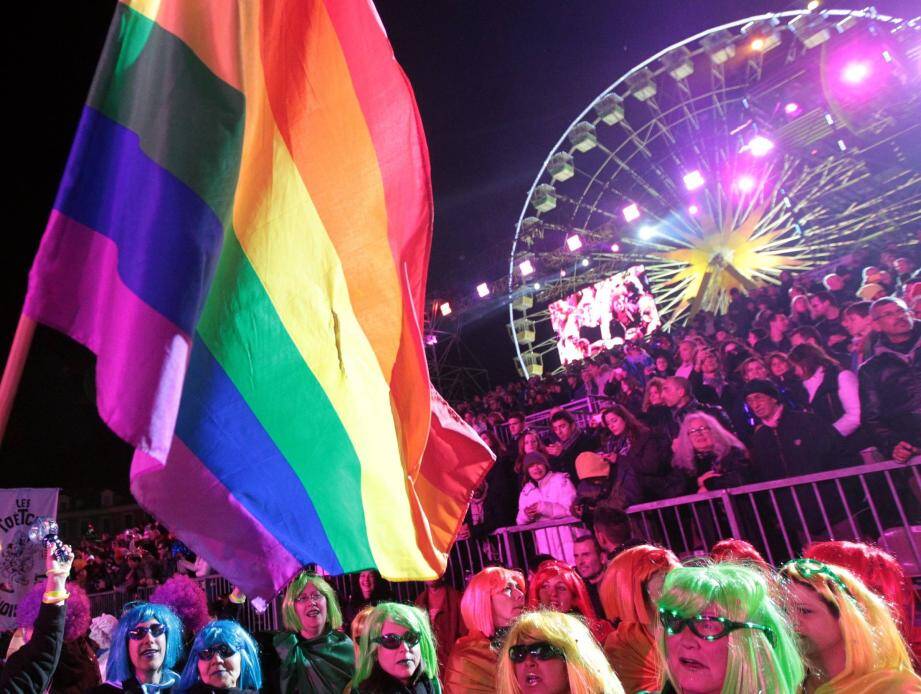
[
  {"left": 192, "top": 231, "right": 373, "bottom": 569},
  {"left": 89, "top": 4, "right": 245, "bottom": 223},
  {"left": 54, "top": 107, "right": 223, "bottom": 333},
  {"left": 321, "top": 0, "right": 435, "bottom": 473},
  {"left": 24, "top": 212, "right": 190, "bottom": 458},
  {"left": 231, "top": 13, "right": 431, "bottom": 576},
  {"left": 132, "top": 439, "right": 305, "bottom": 591},
  {"left": 174, "top": 338, "right": 344, "bottom": 573},
  {"left": 259, "top": 0, "right": 403, "bottom": 377},
  {"left": 120, "top": 0, "right": 245, "bottom": 92}
]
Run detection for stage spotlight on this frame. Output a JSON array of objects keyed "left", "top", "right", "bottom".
[
  {"left": 688, "top": 204, "right": 700, "bottom": 216},
  {"left": 742, "top": 18, "right": 781, "bottom": 53},
  {"left": 746, "top": 135, "right": 775, "bottom": 157},
  {"left": 841, "top": 61, "right": 871, "bottom": 85},
  {"left": 837, "top": 139, "right": 847, "bottom": 152},
  {"left": 806, "top": 0, "right": 820, "bottom": 10},
  {"left": 476, "top": 282, "right": 490, "bottom": 298},
  {"left": 439, "top": 302, "right": 452, "bottom": 317},
  {"left": 622, "top": 203, "right": 640, "bottom": 222},
  {"left": 581, "top": 258, "right": 590, "bottom": 267},
  {"left": 610, "top": 243, "right": 620, "bottom": 253},
  {"left": 519, "top": 259, "right": 535, "bottom": 276},
  {"left": 534, "top": 282, "right": 541, "bottom": 290},
  {"left": 638, "top": 225, "right": 658, "bottom": 240},
  {"left": 683, "top": 170, "right": 705, "bottom": 191},
  {"left": 560, "top": 269, "right": 567, "bottom": 277},
  {"left": 882, "top": 50, "right": 893, "bottom": 64},
  {"left": 566, "top": 234, "right": 583, "bottom": 251},
  {"left": 735, "top": 175, "right": 757, "bottom": 193},
  {"left": 784, "top": 101, "right": 802, "bottom": 116}
]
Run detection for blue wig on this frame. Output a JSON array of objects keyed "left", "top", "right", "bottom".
[
  {"left": 177, "top": 620, "right": 262, "bottom": 691},
  {"left": 106, "top": 602, "right": 184, "bottom": 684}
]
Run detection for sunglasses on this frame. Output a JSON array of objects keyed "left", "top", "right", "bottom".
[
  {"left": 374, "top": 632, "right": 421, "bottom": 649},
  {"left": 659, "top": 608, "right": 775, "bottom": 647},
  {"left": 508, "top": 642, "right": 565, "bottom": 663},
  {"left": 198, "top": 644, "right": 236, "bottom": 660},
  {"left": 782, "top": 558, "right": 854, "bottom": 599},
  {"left": 127, "top": 623, "right": 168, "bottom": 640}
]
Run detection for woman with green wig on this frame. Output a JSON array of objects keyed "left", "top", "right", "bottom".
[
  {"left": 258, "top": 571, "right": 355, "bottom": 694},
  {"left": 350, "top": 602, "right": 441, "bottom": 693},
  {"left": 651, "top": 561, "right": 804, "bottom": 694}
]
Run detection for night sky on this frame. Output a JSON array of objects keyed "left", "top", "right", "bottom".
[{"left": 2, "top": 0, "right": 916, "bottom": 491}]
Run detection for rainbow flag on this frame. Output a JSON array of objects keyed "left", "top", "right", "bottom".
[{"left": 24, "top": 0, "right": 493, "bottom": 597}]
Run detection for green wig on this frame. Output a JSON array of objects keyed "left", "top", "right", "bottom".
[
  {"left": 657, "top": 562, "right": 804, "bottom": 694},
  {"left": 351, "top": 602, "right": 441, "bottom": 691},
  {"left": 282, "top": 572, "right": 343, "bottom": 634}
]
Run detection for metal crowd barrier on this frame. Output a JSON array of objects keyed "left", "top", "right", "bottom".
[{"left": 88, "top": 458, "right": 920, "bottom": 626}]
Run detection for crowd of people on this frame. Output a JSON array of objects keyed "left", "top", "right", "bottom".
[
  {"left": 452, "top": 245, "right": 921, "bottom": 558},
  {"left": 2, "top": 532, "right": 919, "bottom": 693},
  {"left": 64, "top": 524, "right": 212, "bottom": 597}
]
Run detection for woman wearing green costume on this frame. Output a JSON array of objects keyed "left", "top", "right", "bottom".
[{"left": 259, "top": 571, "right": 355, "bottom": 694}]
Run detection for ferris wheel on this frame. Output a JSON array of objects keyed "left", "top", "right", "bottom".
[{"left": 508, "top": 8, "right": 921, "bottom": 375}]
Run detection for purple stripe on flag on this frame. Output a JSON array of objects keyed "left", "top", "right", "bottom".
[
  {"left": 24, "top": 211, "right": 190, "bottom": 459},
  {"left": 131, "top": 438, "right": 304, "bottom": 600}
]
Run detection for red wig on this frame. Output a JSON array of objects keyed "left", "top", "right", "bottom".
[
  {"left": 527, "top": 560, "right": 597, "bottom": 619},
  {"left": 599, "top": 544, "right": 679, "bottom": 625},
  {"left": 710, "top": 539, "right": 769, "bottom": 570},
  {"left": 804, "top": 540, "right": 914, "bottom": 640}
]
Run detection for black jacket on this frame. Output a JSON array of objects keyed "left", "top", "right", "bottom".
[
  {"left": 0, "top": 603, "right": 65, "bottom": 694},
  {"left": 177, "top": 684, "right": 258, "bottom": 694},
  {"left": 353, "top": 667, "right": 439, "bottom": 694},
  {"left": 858, "top": 322, "right": 921, "bottom": 452},
  {"left": 750, "top": 408, "right": 843, "bottom": 481},
  {"left": 89, "top": 670, "right": 179, "bottom": 694}
]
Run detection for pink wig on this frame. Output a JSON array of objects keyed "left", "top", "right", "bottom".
[
  {"left": 150, "top": 574, "right": 210, "bottom": 634},
  {"left": 17, "top": 582, "right": 91, "bottom": 642},
  {"left": 460, "top": 567, "right": 525, "bottom": 638},
  {"left": 527, "top": 560, "right": 597, "bottom": 619}
]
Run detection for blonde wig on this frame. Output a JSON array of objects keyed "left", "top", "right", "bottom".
[{"left": 495, "top": 610, "right": 624, "bottom": 694}]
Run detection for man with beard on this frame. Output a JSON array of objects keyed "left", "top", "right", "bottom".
[
  {"left": 571, "top": 535, "right": 607, "bottom": 619},
  {"left": 859, "top": 297, "right": 921, "bottom": 462}
]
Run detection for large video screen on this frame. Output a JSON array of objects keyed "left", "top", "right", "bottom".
[{"left": 548, "top": 265, "right": 661, "bottom": 365}]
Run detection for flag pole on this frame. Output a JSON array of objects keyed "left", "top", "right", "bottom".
[{"left": 0, "top": 313, "right": 37, "bottom": 446}]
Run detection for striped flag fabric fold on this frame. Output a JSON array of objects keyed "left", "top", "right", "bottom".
[{"left": 23, "top": 0, "right": 493, "bottom": 598}]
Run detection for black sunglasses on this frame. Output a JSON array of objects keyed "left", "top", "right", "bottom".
[
  {"left": 374, "top": 632, "right": 421, "bottom": 649},
  {"left": 127, "top": 623, "right": 168, "bottom": 640},
  {"left": 659, "top": 608, "right": 775, "bottom": 647},
  {"left": 198, "top": 644, "right": 236, "bottom": 660},
  {"left": 508, "top": 642, "right": 565, "bottom": 663}
]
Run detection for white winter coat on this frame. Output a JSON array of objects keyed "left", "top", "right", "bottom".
[{"left": 516, "top": 471, "right": 578, "bottom": 564}]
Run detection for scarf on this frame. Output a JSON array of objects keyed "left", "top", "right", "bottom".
[{"left": 274, "top": 629, "right": 354, "bottom": 694}]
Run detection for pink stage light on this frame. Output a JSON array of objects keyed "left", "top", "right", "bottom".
[
  {"left": 519, "top": 259, "right": 535, "bottom": 276},
  {"left": 683, "top": 170, "right": 705, "bottom": 191},
  {"left": 841, "top": 61, "right": 871, "bottom": 85},
  {"left": 746, "top": 135, "right": 775, "bottom": 157},
  {"left": 784, "top": 102, "right": 801, "bottom": 116},
  {"left": 476, "top": 282, "right": 490, "bottom": 298},
  {"left": 622, "top": 203, "right": 640, "bottom": 222},
  {"left": 566, "top": 234, "right": 583, "bottom": 251},
  {"left": 439, "top": 302, "right": 452, "bottom": 317},
  {"left": 688, "top": 204, "right": 700, "bottom": 216},
  {"left": 610, "top": 243, "right": 620, "bottom": 253},
  {"left": 735, "top": 174, "right": 757, "bottom": 193}
]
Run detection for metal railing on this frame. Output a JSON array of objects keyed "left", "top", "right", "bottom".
[{"left": 88, "top": 458, "right": 920, "bottom": 630}]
